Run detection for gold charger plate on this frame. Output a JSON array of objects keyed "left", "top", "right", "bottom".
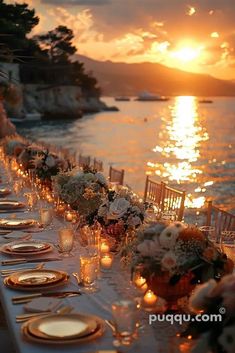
[
  {"left": 0, "top": 188, "right": 11, "bottom": 196},
  {"left": 0, "top": 200, "right": 25, "bottom": 210},
  {"left": 4, "top": 271, "right": 69, "bottom": 291},
  {"left": 2, "top": 241, "right": 52, "bottom": 256},
  {"left": 9, "top": 269, "right": 67, "bottom": 287},
  {"left": 28, "top": 313, "right": 98, "bottom": 340},
  {"left": 21, "top": 314, "right": 104, "bottom": 344},
  {"left": 0, "top": 218, "right": 37, "bottom": 230}
]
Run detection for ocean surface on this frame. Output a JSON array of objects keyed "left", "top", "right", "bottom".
[{"left": 17, "top": 96, "right": 235, "bottom": 213}]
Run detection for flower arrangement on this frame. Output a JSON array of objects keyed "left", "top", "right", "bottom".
[
  {"left": 53, "top": 166, "right": 108, "bottom": 217},
  {"left": 31, "top": 149, "right": 69, "bottom": 183},
  {"left": 96, "top": 187, "right": 146, "bottom": 234},
  {"left": 183, "top": 274, "right": 235, "bottom": 353},
  {"left": 128, "top": 222, "right": 233, "bottom": 304}
]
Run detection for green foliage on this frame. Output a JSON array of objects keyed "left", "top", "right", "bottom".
[
  {"left": 35, "top": 26, "right": 76, "bottom": 64},
  {"left": 0, "top": 0, "right": 39, "bottom": 62},
  {"left": 0, "top": 0, "right": 100, "bottom": 95}
]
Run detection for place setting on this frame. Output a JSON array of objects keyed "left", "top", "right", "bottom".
[
  {"left": 21, "top": 311, "right": 105, "bottom": 344},
  {"left": 3, "top": 268, "right": 70, "bottom": 291},
  {"left": 0, "top": 187, "right": 11, "bottom": 197},
  {"left": 0, "top": 199, "right": 25, "bottom": 212}
]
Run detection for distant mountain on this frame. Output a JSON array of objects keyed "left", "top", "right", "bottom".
[{"left": 76, "top": 55, "right": 235, "bottom": 96}]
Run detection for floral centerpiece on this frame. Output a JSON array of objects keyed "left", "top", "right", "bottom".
[
  {"left": 128, "top": 222, "right": 233, "bottom": 309},
  {"left": 31, "top": 149, "right": 68, "bottom": 186},
  {"left": 53, "top": 166, "right": 108, "bottom": 218},
  {"left": 183, "top": 274, "right": 235, "bottom": 353},
  {"left": 96, "top": 187, "right": 146, "bottom": 237}
]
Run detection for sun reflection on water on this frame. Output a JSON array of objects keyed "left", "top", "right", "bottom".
[{"left": 148, "top": 96, "right": 209, "bottom": 208}]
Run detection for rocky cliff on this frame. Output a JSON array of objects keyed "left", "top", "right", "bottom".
[{"left": 0, "top": 62, "right": 111, "bottom": 119}]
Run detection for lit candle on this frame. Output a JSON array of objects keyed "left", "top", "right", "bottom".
[
  {"left": 57, "top": 204, "right": 65, "bottom": 214},
  {"left": 134, "top": 276, "right": 148, "bottom": 292},
  {"left": 100, "top": 254, "right": 113, "bottom": 269},
  {"left": 66, "top": 212, "right": 73, "bottom": 221},
  {"left": 143, "top": 290, "right": 158, "bottom": 307},
  {"left": 100, "top": 241, "right": 110, "bottom": 253}
]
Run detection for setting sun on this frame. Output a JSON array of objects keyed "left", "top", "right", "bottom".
[{"left": 172, "top": 46, "right": 202, "bottom": 62}]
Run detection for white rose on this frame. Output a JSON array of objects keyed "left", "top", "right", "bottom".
[
  {"left": 45, "top": 155, "right": 56, "bottom": 168},
  {"left": 137, "top": 239, "right": 160, "bottom": 257},
  {"left": 159, "top": 225, "right": 181, "bottom": 249},
  {"left": 218, "top": 326, "right": 235, "bottom": 353},
  {"left": 107, "top": 198, "right": 130, "bottom": 220},
  {"left": 161, "top": 251, "right": 177, "bottom": 271},
  {"left": 189, "top": 280, "right": 217, "bottom": 312}
]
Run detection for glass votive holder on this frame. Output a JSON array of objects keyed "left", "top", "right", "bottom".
[
  {"left": 199, "top": 226, "right": 216, "bottom": 242},
  {"left": 111, "top": 299, "right": 138, "bottom": 346},
  {"left": 100, "top": 239, "right": 110, "bottom": 254},
  {"left": 58, "top": 228, "right": 74, "bottom": 257},
  {"left": 79, "top": 254, "right": 99, "bottom": 292},
  {"left": 39, "top": 208, "right": 53, "bottom": 228},
  {"left": 100, "top": 253, "right": 113, "bottom": 271}
]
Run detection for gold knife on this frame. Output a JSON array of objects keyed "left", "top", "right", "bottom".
[{"left": 1, "top": 257, "right": 62, "bottom": 266}]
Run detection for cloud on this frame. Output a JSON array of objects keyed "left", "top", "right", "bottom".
[{"left": 41, "top": 0, "right": 110, "bottom": 5}]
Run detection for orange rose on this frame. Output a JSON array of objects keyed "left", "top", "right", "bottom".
[
  {"left": 203, "top": 247, "right": 218, "bottom": 261},
  {"left": 178, "top": 227, "right": 205, "bottom": 243}
]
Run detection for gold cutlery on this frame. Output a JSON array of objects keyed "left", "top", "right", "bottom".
[
  {"left": 1, "top": 257, "right": 62, "bottom": 266},
  {"left": 16, "top": 305, "right": 73, "bottom": 322},
  {"left": 12, "top": 291, "right": 82, "bottom": 304},
  {"left": 72, "top": 272, "right": 81, "bottom": 284},
  {"left": 1, "top": 262, "right": 45, "bottom": 276}
]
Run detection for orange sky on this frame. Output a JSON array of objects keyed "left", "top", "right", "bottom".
[{"left": 8, "top": 0, "right": 235, "bottom": 80}]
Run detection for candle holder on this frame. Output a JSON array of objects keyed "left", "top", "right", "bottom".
[
  {"left": 79, "top": 254, "right": 99, "bottom": 292},
  {"left": 39, "top": 207, "right": 53, "bottom": 229},
  {"left": 58, "top": 228, "right": 74, "bottom": 257},
  {"left": 100, "top": 253, "right": 113, "bottom": 271},
  {"left": 111, "top": 299, "right": 138, "bottom": 346}
]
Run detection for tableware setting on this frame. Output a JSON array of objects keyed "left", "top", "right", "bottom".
[
  {"left": 0, "top": 218, "right": 38, "bottom": 230},
  {"left": 12, "top": 290, "right": 82, "bottom": 304},
  {"left": 0, "top": 199, "right": 25, "bottom": 210},
  {"left": 3, "top": 268, "right": 69, "bottom": 291},
  {"left": 1, "top": 257, "right": 62, "bottom": 266},
  {"left": 21, "top": 312, "right": 105, "bottom": 344},
  {"left": 0, "top": 240, "right": 53, "bottom": 256},
  {"left": 0, "top": 187, "right": 11, "bottom": 197}
]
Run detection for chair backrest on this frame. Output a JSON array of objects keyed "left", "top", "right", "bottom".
[
  {"left": 109, "top": 166, "right": 125, "bottom": 185},
  {"left": 161, "top": 183, "right": 186, "bottom": 221},
  {"left": 93, "top": 158, "right": 103, "bottom": 172},
  {"left": 206, "top": 200, "right": 235, "bottom": 236},
  {"left": 143, "top": 176, "right": 162, "bottom": 205},
  {"left": 78, "top": 154, "right": 91, "bottom": 168}
]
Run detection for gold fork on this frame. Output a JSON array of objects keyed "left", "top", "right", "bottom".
[
  {"left": 16, "top": 305, "right": 73, "bottom": 323},
  {"left": 1, "top": 262, "right": 45, "bottom": 277}
]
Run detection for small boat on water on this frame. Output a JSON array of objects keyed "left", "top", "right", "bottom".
[
  {"left": 115, "top": 96, "right": 131, "bottom": 101},
  {"left": 135, "top": 91, "right": 169, "bottom": 102},
  {"left": 10, "top": 112, "right": 42, "bottom": 124},
  {"left": 198, "top": 99, "right": 213, "bottom": 104}
]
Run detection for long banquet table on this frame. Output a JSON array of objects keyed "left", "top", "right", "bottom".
[{"left": 0, "top": 166, "right": 167, "bottom": 353}]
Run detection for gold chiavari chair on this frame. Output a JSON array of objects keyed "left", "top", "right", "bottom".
[
  {"left": 109, "top": 166, "right": 125, "bottom": 185},
  {"left": 206, "top": 200, "right": 235, "bottom": 237},
  {"left": 143, "top": 175, "right": 163, "bottom": 205},
  {"left": 160, "top": 183, "right": 186, "bottom": 221},
  {"left": 78, "top": 154, "right": 91, "bottom": 168},
  {"left": 93, "top": 158, "right": 103, "bottom": 172}
]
